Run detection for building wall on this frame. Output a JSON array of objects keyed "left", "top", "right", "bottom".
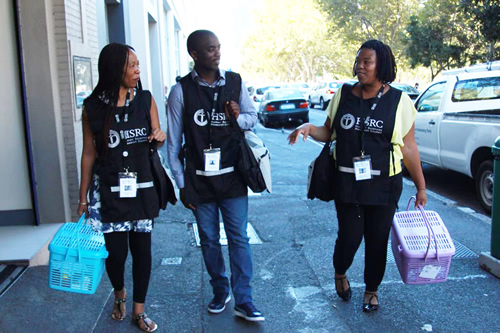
[
  {"left": 17, "top": 0, "right": 70, "bottom": 223},
  {"left": 63, "top": 0, "right": 101, "bottom": 221},
  {"left": 11, "top": 0, "right": 191, "bottom": 225}
]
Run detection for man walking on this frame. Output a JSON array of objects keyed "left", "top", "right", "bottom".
[{"left": 166, "top": 30, "right": 264, "bottom": 322}]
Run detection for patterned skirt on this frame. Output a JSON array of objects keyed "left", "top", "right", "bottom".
[{"left": 89, "top": 174, "right": 153, "bottom": 233}]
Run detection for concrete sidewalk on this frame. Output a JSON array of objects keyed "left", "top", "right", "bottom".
[{"left": 0, "top": 199, "right": 348, "bottom": 333}]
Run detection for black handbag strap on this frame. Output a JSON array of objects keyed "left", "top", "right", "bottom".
[{"left": 142, "top": 91, "right": 159, "bottom": 152}]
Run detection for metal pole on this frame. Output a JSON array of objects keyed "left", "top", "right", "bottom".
[{"left": 491, "top": 137, "right": 500, "bottom": 259}]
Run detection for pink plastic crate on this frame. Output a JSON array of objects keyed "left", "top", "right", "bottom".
[{"left": 391, "top": 199, "right": 455, "bottom": 284}]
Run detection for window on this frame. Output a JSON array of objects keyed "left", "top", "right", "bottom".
[
  {"left": 415, "top": 82, "right": 446, "bottom": 112},
  {"left": 73, "top": 56, "right": 92, "bottom": 109},
  {"left": 452, "top": 76, "right": 500, "bottom": 102},
  {"left": 269, "top": 89, "right": 302, "bottom": 100}
]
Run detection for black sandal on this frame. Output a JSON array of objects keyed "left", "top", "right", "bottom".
[
  {"left": 334, "top": 275, "right": 352, "bottom": 301},
  {"left": 362, "top": 291, "right": 379, "bottom": 312},
  {"left": 111, "top": 297, "right": 127, "bottom": 321},
  {"left": 135, "top": 313, "right": 158, "bottom": 332}
]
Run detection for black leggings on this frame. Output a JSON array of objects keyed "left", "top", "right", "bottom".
[
  {"left": 333, "top": 201, "right": 397, "bottom": 292},
  {"left": 104, "top": 231, "right": 152, "bottom": 303}
]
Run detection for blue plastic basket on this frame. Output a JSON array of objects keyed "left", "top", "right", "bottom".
[{"left": 48, "top": 215, "right": 108, "bottom": 294}]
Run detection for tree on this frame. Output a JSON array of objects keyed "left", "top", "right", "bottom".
[
  {"left": 404, "top": 0, "right": 477, "bottom": 80},
  {"left": 241, "top": 0, "right": 353, "bottom": 83},
  {"left": 460, "top": 0, "right": 500, "bottom": 61},
  {"left": 315, "top": 0, "right": 421, "bottom": 57}
]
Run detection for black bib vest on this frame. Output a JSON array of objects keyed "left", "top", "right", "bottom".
[
  {"left": 333, "top": 85, "right": 403, "bottom": 205},
  {"left": 180, "top": 72, "right": 247, "bottom": 204},
  {"left": 85, "top": 90, "right": 159, "bottom": 222}
]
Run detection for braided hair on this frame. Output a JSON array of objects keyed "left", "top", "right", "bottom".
[
  {"left": 352, "top": 40, "right": 397, "bottom": 84},
  {"left": 84, "top": 43, "right": 142, "bottom": 157}
]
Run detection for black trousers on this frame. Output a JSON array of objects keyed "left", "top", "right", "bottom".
[
  {"left": 104, "top": 231, "right": 152, "bottom": 303},
  {"left": 333, "top": 201, "right": 397, "bottom": 292}
]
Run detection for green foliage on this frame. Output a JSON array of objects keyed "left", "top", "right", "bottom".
[
  {"left": 405, "top": 0, "right": 499, "bottom": 80},
  {"left": 241, "top": 0, "right": 354, "bottom": 83},
  {"left": 315, "top": 0, "right": 421, "bottom": 57},
  {"left": 405, "top": 0, "right": 464, "bottom": 79},
  {"left": 460, "top": 0, "right": 500, "bottom": 60},
  {"left": 242, "top": 0, "right": 499, "bottom": 84}
]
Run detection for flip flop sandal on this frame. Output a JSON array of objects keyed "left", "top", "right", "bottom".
[
  {"left": 111, "top": 297, "right": 127, "bottom": 321},
  {"left": 135, "top": 313, "right": 158, "bottom": 332}
]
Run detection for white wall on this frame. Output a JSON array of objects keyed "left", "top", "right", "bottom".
[{"left": 0, "top": 0, "right": 32, "bottom": 212}]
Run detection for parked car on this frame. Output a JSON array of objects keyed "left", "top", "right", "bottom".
[
  {"left": 308, "top": 81, "right": 346, "bottom": 110},
  {"left": 284, "top": 83, "right": 312, "bottom": 97},
  {"left": 258, "top": 88, "right": 309, "bottom": 127},
  {"left": 414, "top": 68, "right": 500, "bottom": 213},
  {"left": 247, "top": 85, "right": 254, "bottom": 96},
  {"left": 250, "top": 85, "right": 280, "bottom": 103},
  {"left": 391, "top": 83, "right": 420, "bottom": 101}
]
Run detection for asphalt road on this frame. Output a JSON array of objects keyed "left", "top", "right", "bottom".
[{"left": 420, "top": 163, "right": 486, "bottom": 215}]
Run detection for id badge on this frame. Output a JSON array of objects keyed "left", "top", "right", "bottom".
[
  {"left": 353, "top": 155, "right": 372, "bottom": 181},
  {"left": 118, "top": 172, "right": 138, "bottom": 198},
  {"left": 204, "top": 148, "right": 221, "bottom": 172}
]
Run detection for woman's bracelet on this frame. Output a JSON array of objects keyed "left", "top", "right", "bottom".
[
  {"left": 78, "top": 201, "right": 88, "bottom": 206},
  {"left": 417, "top": 188, "right": 426, "bottom": 191}
]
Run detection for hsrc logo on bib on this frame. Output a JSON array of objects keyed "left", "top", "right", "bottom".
[
  {"left": 340, "top": 114, "right": 355, "bottom": 130},
  {"left": 108, "top": 129, "right": 120, "bottom": 148},
  {"left": 194, "top": 109, "right": 208, "bottom": 126}
]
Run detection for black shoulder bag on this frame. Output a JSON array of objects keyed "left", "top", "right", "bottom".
[
  {"left": 307, "top": 84, "right": 350, "bottom": 201},
  {"left": 225, "top": 73, "right": 267, "bottom": 193},
  {"left": 307, "top": 127, "right": 336, "bottom": 201},
  {"left": 143, "top": 91, "right": 177, "bottom": 209}
]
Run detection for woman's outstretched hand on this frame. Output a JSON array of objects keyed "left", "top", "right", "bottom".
[{"left": 287, "top": 123, "right": 314, "bottom": 145}]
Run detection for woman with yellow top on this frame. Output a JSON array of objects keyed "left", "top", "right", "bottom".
[{"left": 288, "top": 40, "right": 427, "bottom": 312}]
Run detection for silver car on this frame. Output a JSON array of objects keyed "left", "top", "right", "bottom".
[{"left": 308, "top": 81, "right": 345, "bottom": 110}]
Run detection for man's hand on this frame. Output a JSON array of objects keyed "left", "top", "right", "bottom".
[
  {"left": 180, "top": 188, "right": 196, "bottom": 210},
  {"left": 225, "top": 101, "right": 240, "bottom": 120}
]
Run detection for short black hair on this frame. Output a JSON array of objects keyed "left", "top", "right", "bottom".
[
  {"left": 187, "top": 30, "right": 216, "bottom": 54},
  {"left": 352, "top": 40, "right": 397, "bottom": 83}
]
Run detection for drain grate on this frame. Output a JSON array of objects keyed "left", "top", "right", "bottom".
[
  {"left": 452, "top": 240, "right": 479, "bottom": 259},
  {"left": 0, "top": 264, "right": 28, "bottom": 297},
  {"left": 191, "top": 222, "right": 262, "bottom": 247},
  {"left": 387, "top": 238, "right": 477, "bottom": 263}
]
